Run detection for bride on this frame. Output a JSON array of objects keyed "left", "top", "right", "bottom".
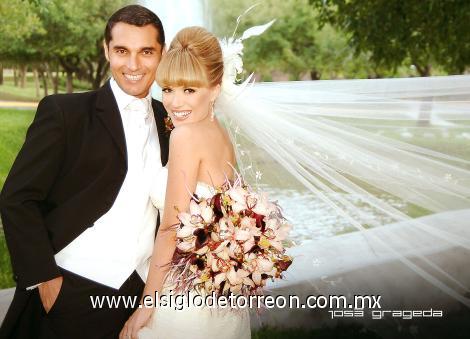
[
  {"left": 118, "top": 14, "right": 470, "bottom": 339},
  {"left": 120, "top": 26, "right": 251, "bottom": 339}
]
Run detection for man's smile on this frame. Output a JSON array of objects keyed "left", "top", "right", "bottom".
[{"left": 123, "top": 73, "right": 144, "bottom": 81}]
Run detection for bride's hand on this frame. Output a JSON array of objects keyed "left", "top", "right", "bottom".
[{"left": 119, "top": 306, "right": 154, "bottom": 339}]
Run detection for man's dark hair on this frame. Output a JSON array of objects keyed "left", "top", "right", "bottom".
[{"left": 104, "top": 5, "right": 165, "bottom": 47}]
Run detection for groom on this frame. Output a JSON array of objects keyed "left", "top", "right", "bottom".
[{"left": 0, "top": 5, "right": 168, "bottom": 338}]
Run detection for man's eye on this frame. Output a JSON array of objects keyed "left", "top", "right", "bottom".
[
  {"left": 116, "top": 49, "right": 126, "bottom": 54},
  {"left": 143, "top": 50, "right": 153, "bottom": 55},
  {"left": 184, "top": 88, "right": 195, "bottom": 93}
]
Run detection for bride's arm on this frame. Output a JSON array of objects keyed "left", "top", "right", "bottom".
[
  {"left": 120, "top": 126, "right": 199, "bottom": 339},
  {"left": 143, "top": 126, "right": 199, "bottom": 301}
]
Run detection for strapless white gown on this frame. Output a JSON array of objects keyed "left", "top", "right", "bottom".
[{"left": 139, "top": 172, "right": 251, "bottom": 339}]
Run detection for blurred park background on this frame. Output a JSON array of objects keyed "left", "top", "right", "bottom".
[
  {"left": 1, "top": 0, "right": 469, "bottom": 101},
  {"left": 0, "top": 1, "right": 469, "bottom": 337}
]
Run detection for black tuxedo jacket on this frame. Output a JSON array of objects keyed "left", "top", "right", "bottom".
[{"left": 0, "top": 81, "right": 169, "bottom": 289}]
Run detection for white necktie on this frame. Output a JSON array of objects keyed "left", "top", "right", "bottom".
[{"left": 126, "top": 98, "right": 151, "bottom": 164}]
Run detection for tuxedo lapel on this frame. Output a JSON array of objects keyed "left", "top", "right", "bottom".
[
  {"left": 152, "top": 99, "right": 170, "bottom": 166},
  {"left": 95, "top": 81, "right": 127, "bottom": 161}
]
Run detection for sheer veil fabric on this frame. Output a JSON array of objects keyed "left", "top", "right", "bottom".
[{"left": 214, "top": 23, "right": 470, "bottom": 326}]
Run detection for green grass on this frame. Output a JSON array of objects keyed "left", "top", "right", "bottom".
[
  {"left": 0, "top": 108, "right": 35, "bottom": 188},
  {"left": 0, "top": 108, "right": 33, "bottom": 288},
  {"left": 0, "top": 232, "right": 13, "bottom": 288},
  {"left": 0, "top": 75, "right": 92, "bottom": 102},
  {"left": 252, "top": 324, "right": 382, "bottom": 339},
  {"left": 0, "top": 77, "right": 42, "bottom": 102}
]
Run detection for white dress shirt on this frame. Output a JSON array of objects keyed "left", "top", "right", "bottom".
[{"left": 54, "top": 78, "right": 164, "bottom": 289}]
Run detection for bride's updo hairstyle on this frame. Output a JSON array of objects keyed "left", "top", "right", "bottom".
[{"left": 156, "top": 26, "right": 223, "bottom": 88}]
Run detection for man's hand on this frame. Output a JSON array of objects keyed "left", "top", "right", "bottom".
[{"left": 38, "top": 275, "right": 63, "bottom": 313}]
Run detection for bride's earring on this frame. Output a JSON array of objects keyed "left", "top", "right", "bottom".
[{"left": 210, "top": 101, "right": 215, "bottom": 122}]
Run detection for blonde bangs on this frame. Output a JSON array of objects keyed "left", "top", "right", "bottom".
[{"left": 156, "top": 49, "right": 210, "bottom": 88}]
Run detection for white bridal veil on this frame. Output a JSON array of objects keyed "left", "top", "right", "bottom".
[{"left": 215, "top": 17, "right": 470, "bottom": 326}]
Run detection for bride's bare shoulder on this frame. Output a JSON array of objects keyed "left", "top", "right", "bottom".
[
  {"left": 168, "top": 124, "right": 197, "bottom": 152},
  {"left": 168, "top": 123, "right": 208, "bottom": 151}
]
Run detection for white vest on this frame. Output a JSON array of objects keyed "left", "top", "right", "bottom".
[{"left": 54, "top": 79, "right": 165, "bottom": 289}]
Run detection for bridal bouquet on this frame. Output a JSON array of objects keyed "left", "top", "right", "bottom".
[{"left": 169, "top": 177, "right": 293, "bottom": 297}]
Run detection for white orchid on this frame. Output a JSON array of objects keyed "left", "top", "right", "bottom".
[
  {"left": 219, "top": 217, "right": 239, "bottom": 243},
  {"left": 214, "top": 267, "right": 252, "bottom": 293},
  {"left": 250, "top": 257, "right": 277, "bottom": 286},
  {"left": 234, "top": 228, "right": 251, "bottom": 241},
  {"left": 214, "top": 271, "right": 227, "bottom": 288},
  {"left": 240, "top": 216, "right": 256, "bottom": 228},
  {"left": 176, "top": 241, "right": 194, "bottom": 253},
  {"left": 252, "top": 192, "right": 277, "bottom": 216},
  {"left": 263, "top": 219, "right": 292, "bottom": 251},
  {"left": 276, "top": 222, "right": 292, "bottom": 241},
  {"left": 176, "top": 208, "right": 200, "bottom": 238},
  {"left": 195, "top": 245, "right": 209, "bottom": 255},
  {"left": 257, "top": 257, "right": 274, "bottom": 272},
  {"left": 236, "top": 216, "right": 261, "bottom": 253},
  {"left": 214, "top": 242, "right": 231, "bottom": 260},
  {"left": 187, "top": 199, "right": 214, "bottom": 224},
  {"left": 228, "top": 186, "right": 248, "bottom": 213},
  {"left": 242, "top": 238, "right": 256, "bottom": 253},
  {"left": 201, "top": 203, "right": 214, "bottom": 223},
  {"left": 228, "top": 241, "right": 242, "bottom": 258},
  {"left": 177, "top": 211, "right": 193, "bottom": 228},
  {"left": 189, "top": 199, "right": 200, "bottom": 216}
]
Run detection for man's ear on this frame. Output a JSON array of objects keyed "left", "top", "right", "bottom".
[
  {"left": 161, "top": 44, "right": 167, "bottom": 56},
  {"left": 103, "top": 40, "right": 110, "bottom": 62}
]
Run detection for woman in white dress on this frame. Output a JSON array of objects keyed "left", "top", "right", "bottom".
[{"left": 119, "top": 26, "right": 251, "bottom": 339}]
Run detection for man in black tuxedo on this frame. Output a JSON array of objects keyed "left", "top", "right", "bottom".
[{"left": 0, "top": 5, "right": 169, "bottom": 338}]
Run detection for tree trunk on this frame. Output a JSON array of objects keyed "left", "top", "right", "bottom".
[
  {"left": 39, "top": 69, "right": 48, "bottom": 96},
  {"left": 415, "top": 64, "right": 431, "bottom": 77},
  {"left": 59, "top": 57, "right": 79, "bottom": 93},
  {"left": 368, "top": 70, "right": 383, "bottom": 79},
  {"left": 93, "top": 57, "right": 109, "bottom": 89},
  {"left": 0, "top": 63, "right": 3, "bottom": 85},
  {"left": 310, "top": 70, "right": 321, "bottom": 80},
  {"left": 19, "top": 64, "right": 26, "bottom": 88},
  {"left": 33, "top": 68, "right": 40, "bottom": 98},
  {"left": 55, "top": 64, "right": 60, "bottom": 94},
  {"left": 66, "top": 71, "right": 73, "bottom": 93},
  {"left": 46, "top": 63, "right": 59, "bottom": 94},
  {"left": 13, "top": 67, "right": 18, "bottom": 87}
]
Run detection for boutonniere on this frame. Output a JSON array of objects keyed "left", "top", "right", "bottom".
[{"left": 164, "top": 115, "right": 175, "bottom": 134}]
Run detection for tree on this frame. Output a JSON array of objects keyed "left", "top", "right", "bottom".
[
  {"left": 0, "top": 0, "right": 45, "bottom": 89},
  {"left": 32, "top": 0, "right": 127, "bottom": 92},
  {"left": 210, "top": 0, "right": 387, "bottom": 80},
  {"left": 0, "top": 0, "right": 128, "bottom": 93},
  {"left": 211, "top": 0, "right": 319, "bottom": 80},
  {"left": 311, "top": 0, "right": 470, "bottom": 76}
]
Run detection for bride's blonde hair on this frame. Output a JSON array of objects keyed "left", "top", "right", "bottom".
[{"left": 156, "top": 26, "right": 223, "bottom": 88}]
